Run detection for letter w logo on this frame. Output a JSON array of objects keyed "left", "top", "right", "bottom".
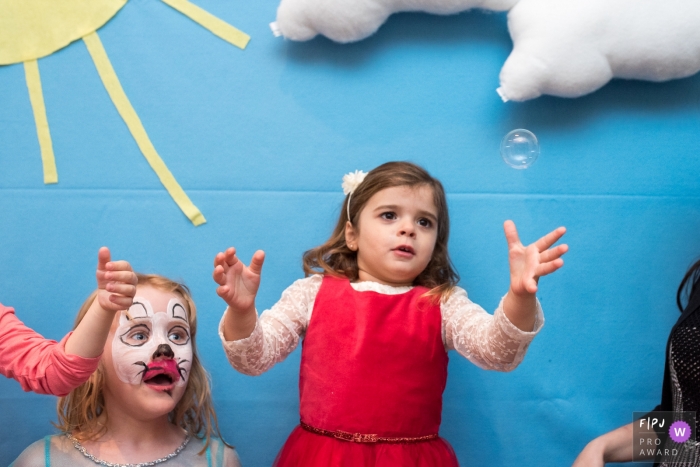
[{"left": 674, "top": 427, "right": 687, "bottom": 437}]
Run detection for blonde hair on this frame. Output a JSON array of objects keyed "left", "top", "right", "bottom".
[
  {"left": 302, "top": 161, "right": 460, "bottom": 301},
  {"left": 55, "top": 273, "right": 229, "bottom": 453}
]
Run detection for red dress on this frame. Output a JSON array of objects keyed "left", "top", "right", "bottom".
[{"left": 274, "top": 276, "right": 459, "bottom": 467}]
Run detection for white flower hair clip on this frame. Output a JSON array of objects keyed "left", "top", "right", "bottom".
[
  {"left": 342, "top": 170, "right": 367, "bottom": 195},
  {"left": 342, "top": 170, "right": 367, "bottom": 222}
]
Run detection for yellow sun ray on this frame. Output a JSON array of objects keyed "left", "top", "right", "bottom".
[
  {"left": 23, "top": 60, "right": 58, "bottom": 184},
  {"left": 162, "top": 0, "right": 250, "bottom": 49},
  {"left": 1, "top": 0, "right": 250, "bottom": 226},
  {"left": 83, "top": 31, "right": 206, "bottom": 226}
]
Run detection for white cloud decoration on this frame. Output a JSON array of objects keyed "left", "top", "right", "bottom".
[
  {"left": 497, "top": 0, "right": 700, "bottom": 101},
  {"left": 272, "top": 0, "right": 700, "bottom": 101},
  {"left": 272, "top": 0, "right": 516, "bottom": 43}
]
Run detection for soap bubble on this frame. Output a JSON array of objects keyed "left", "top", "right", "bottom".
[{"left": 500, "top": 129, "right": 539, "bottom": 169}]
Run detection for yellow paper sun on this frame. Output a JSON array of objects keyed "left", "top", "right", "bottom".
[{"left": 0, "top": 0, "right": 250, "bottom": 226}]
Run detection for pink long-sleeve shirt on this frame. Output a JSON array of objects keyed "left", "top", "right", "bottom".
[{"left": 0, "top": 303, "right": 100, "bottom": 396}]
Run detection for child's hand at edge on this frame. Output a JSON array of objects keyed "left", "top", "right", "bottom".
[
  {"left": 572, "top": 422, "right": 637, "bottom": 466},
  {"left": 65, "top": 247, "right": 137, "bottom": 358},
  {"left": 503, "top": 220, "right": 568, "bottom": 332},
  {"left": 213, "top": 247, "right": 265, "bottom": 341}
]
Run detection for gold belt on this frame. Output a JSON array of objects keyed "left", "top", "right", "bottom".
[{"left": 300, "top": 421, "right": 439, "bottom": 444}]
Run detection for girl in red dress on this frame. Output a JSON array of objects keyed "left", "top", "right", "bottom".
[{"left": 213, "top": 161, "right": 568, "bottom": 466}]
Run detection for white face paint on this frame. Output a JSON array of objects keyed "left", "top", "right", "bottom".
[{"left": 111, "top": 295, "right": 193, "bottom": 389}]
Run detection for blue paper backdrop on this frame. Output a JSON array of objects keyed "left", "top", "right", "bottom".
[{"left": 2, "top": 0, "right": 700, "bottom": 465}]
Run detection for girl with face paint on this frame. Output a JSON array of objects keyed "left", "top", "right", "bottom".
[
  {"left": 0, "top": 246, "right": 137, "bottom": 395},
  {"left": 11, "top": 274, "right": 240, "bottom": 467}
]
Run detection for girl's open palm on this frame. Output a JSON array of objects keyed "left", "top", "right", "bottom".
[
  {"left": 213, "top": 247, "right": 265, "bottom": 314},
  {"left": 504, "top": 220, "right": 568, "bottom": 296}
]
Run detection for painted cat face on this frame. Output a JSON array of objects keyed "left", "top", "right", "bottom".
[{"left": 111, "top": 289, "right": 193, "bottom": 393}]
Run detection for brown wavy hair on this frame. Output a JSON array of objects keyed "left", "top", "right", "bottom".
[
  {"left": 303, "top": 161, "right": 459, "bottom": 300},
  {"left": 55, "top": 273, "right": 229, "bottom": 453}
]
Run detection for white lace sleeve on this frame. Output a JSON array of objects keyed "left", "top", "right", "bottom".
[
  {"left": 219, "top": 275, "right": 322, "bottom": 376},
  {"left": 442, "top": 287, "right": 544, "bottom": 372}
]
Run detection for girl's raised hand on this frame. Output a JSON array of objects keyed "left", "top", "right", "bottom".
[
  {"left": 65, "top": 247, "right": 137, "bottom": 358},
  {"left": 504, "top": 220, "right": 568, "bottom": 296},
  {"left": 95, "top": 246, "right": 137, "bottom": 312},
  {"left": 213, "top": 247, "right": 265, "bottom": 314}
]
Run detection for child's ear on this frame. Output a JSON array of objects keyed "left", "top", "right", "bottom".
[{"left": 345, "top": 221, "right": 357, "bottom": 251}]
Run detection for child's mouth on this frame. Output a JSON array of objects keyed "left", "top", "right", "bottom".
[
  {"left": 142, "top": 359, "right": 180, "bottom": 394},
  {"left": 393, "top": 245, "right": 415, "bottom": 256}
]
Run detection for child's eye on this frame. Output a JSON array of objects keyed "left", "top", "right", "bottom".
[
  {"left": 168, "top": 326, "right": 191, "bottom": 345},
  {"left": 418, "top": 218, "right": 433, "bottom": 228},
  {"left": 120, "top": 325, "right": 151, "bottom": 347},
  {"left": 380, "top": 212, "right": 396, "bottom": 220},
  {"left": 169, "top": 332, "right": 182, "bottom": 342}
]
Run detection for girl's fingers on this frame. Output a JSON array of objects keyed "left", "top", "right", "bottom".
[
  {"left": 219, "top": 255, "right": 232, "bottom": 275},
  {"left": 104, "top": 271, "right": 138, "bottom": 284},
  {"left": 106, "top": 282, "right": 137, "bottom": 297},
  {"left": 106, "top": 260, "right": 133, "bottom": 272},
  {"left": 526, "top": 280, "right": 538, "bottom": 294},
  {"left": 216, "top": 285, "right": 230, "bottom": 299},
  {"left": 225, "top": 247, "right": 238, "bottom": 266},
  {"left": 97, "top": 247, "right": 111, "bottom": 271},
  {"left": 503, "top": 220, "right": 521, "bottom": 247},
  {"left": 109, "top": 294, "right": 134, "bottom": 309},
  {"left": 214, "top": 249, "right": 237, "bottom": 268},
  {"left": 539, "top": 244, "right": 569, "bottom": 263},
  {"left": 534, "top": 227, "right": 566, "bottom": 252},
  {"left": 96, "top": 269, "right": 107, "bottom": 282},
  {"left": 249, "top": 250, "right": 266, "bottom": 275},
  {"left": 215, "top": 251, "right": 230, "bottom": 267},
  {"left": 537, "top": 258, "right": 564, "bottom": 277},
  {"left": 212, "top": 265, "right": 227, "bottom": 285},
  {"left": 227, "top": 254, "right": 240, "bottom": 268}
]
